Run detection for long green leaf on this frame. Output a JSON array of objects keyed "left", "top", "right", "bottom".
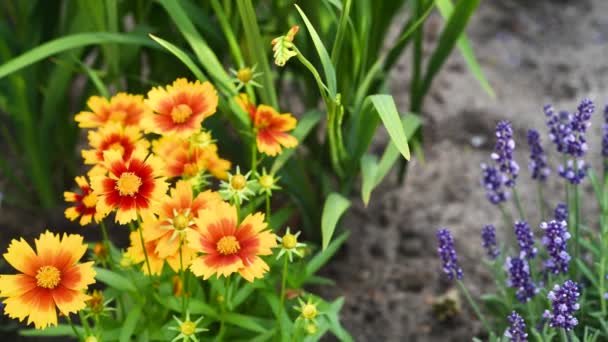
[
  {"left": 295, "top": 4, "right": 337, "bottom": 97},
  {"left": 149, "top": 34, "right": 207, "bottom": 81},
  {"left": 0, "top": 33, "right": 157, "bottom": 79},
  {"left": 224, "top": 313, "right": 269, "bottom": 333},
  {"left": 370, "top": 95, "right": 411, "bottom": 160},
  {"left": 119, "top": 303, "right": 142, "bottom": 342},
  {"left": 360, "top": 154, "right": 379, "bottom": 206},
  {"left": 435, "top": 0, "right": 494, "bottom": 97},
  {"left": 20, "top": 325, "right": 83, "bottom": 337},
  {"left": 305, "top": 231, "right": 350, "bottom": 279},
  {"left": 321, "top": 193, "right": 351, "bottom": 250},
  {"left": 271, "top": 110, "right": 322, "bottom": 174},
  {"left": 93, "top": 267, "right": 136, "bottom": 293}
]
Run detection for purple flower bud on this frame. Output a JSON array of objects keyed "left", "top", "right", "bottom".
[
  {"left": 481, "top": 225, "right": 500, "bottom": 259},
  {"left": 436, "top": 228, "right": 463, "bottom": 280},
  {"left": 527, "top": 129, "right": 550, "bottom": 182},
  {"left": 481, "top": 163, "right": 509, "bottom": 205},
  {"left": 514, "top": 221, "right": 537, "bottom": 259},
  {"left": 558, "top": 159, "right": 588, "bottom": 184},
  {"left": 544, "top": 280, "right": 580, "bottom": 331},
  {"left": 554, "top": 203, "right": 568, "bottom": 222},
  {"left": 540, "top": 220, "right": 571, "bottom": 275},
  {"left": 505, "top": 256, "right": 538, "bottom": 303},
  {"left": 493, "top": 121, "right": 519, "bottom": 187},
  {"left": 505, "top": 311, "right": 528, "bottom": 342}
]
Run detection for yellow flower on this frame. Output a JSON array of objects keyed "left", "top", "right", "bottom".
[
  {"left": 75, "top": 93, "right": 147, "bottom": 129},
  {"left": 0, "top": 231, "right": 96, "bottom": 329},
  {"left": 294, "top": 296, "right": 320, "bottom": 323},
  {"left": 64, "top": 176, "right": 105, "bottom": 226}
]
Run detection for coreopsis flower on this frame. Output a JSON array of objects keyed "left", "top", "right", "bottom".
[
  {"left": 481, "top": 163, "right": 508, "bottom": 205},
  {"left": 169, "top": 312, "right": 207, "bottom": 342},
  {"left": 91, "top": 148, "right": 168, "bottom": 224},
  {"left": 75, "top": 93, "right": 147, "bottom": 128},
  {"left": 186, "top": 201, "right": 277, "bottom": 282},
  {"left": 543, "top": 280, "right": 580, "bottom": 331},
  {"left": 144, "top": 180, "right": 221, "bottom": 259},
  {"left": 554, "top": 203, "right": 568, "bottom": 222},
  {"left": 505, "top": 311, "right": 528, "bottom": 342},
  {"left": 257, "top": 168, "right": 280, "bottom": 196},
  {"left": 276, "top": 228, "right": 306, "bottom": 262},
  {"left": 64, "top": 176, "right": 104, "bottom": 225},
  {"left": 505, "top": 256, "right": 537, "bottom": 303},
  {"left": 143, "top": 78, "right": 218, "bottom": 137},
  {"left": 513, "top": 221, "right": 537, "bottom": 259},
  {"left": 481, "top": 224, "right": 500, "bottom": 260},
  {"left": 272, "top": 26, "right": 299, "bottom": 66},
  {"left": 294, "top": 296, "right": 319, "bottom": 323},
  {"left": 526, "top": 129, "right": 550, "bottom": 182},
  {"left": 436, "top": 228, "right": 463, "bottom": 280},
  {"left": 81, "top": 124, "right": 149, "bottom": 176},
  {"left": 540, "top": 220, "right": 571, "bottom": 275},
  {"left": 492, "top": 121, "right": 519, "bottom": 187},
  {"left": 219, "top": 167, "right": 256, "bottom": 205},
  {"left": 0, "top": 231, "right": 96, "bottom": 329},
  {"left": 230, "top": 65, "right": 262, "bottom": 90}
]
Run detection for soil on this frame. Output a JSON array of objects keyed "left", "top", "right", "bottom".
[{"left": 2, "top": 0, "right": 608, "bottom": 341}]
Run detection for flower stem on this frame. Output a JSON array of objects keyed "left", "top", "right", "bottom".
[
  {"left": 512, "top": 187, "right": 526, "bottom": 221},
  {"left": 66, "top": 315, "right": 83, "bottom": 341},
  {"left": 456, "top": 280, "right": 492, "bottom": 334},
  {"left": 179, "top": 241, "right": 186, "bottom": 317},
  {"left": 573, "top": 183, "right": 580, "bottom": 280},
  {"left": 277, "top": 256, "right": 289, "bottom": 337},
  {"left": 265, "top": 194, "right": 271, "bottom": 218},
  {"left": 251, "top": 139, "right": 257, "bottom": 172},
  {"left": 537, "top": 182, "right": 545, "bottom": 222},
  {"left": 99, "top": 220, "right": 113, "bottom": 267},
  {"left": 137, "top": 224, "right": 152, "bottom": 276}
]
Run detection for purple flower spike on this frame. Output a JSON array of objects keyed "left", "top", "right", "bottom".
[
  {"left": 554, "top": 203, "right": 568, "bottom": 222},
  {"left": 436, "top": 228, "right": 463, "bottom": 280},
  {"left": 505, "top": 256, "right": 537, "bottom": 303},
  {"left": 603, "top": 105, "right": 608, "bottom": 167},
  {"left": 505, "top": 311, "right": 528, "bottom": 342},
  {"left": 481, "top": 224, "right": 500, "bottom": 260},
  {"left": 481, "top": 163, "right": 509, "bottom": 205},
  {"left": 527, "top": 129, "right": 550, "bottom": 182},
  {"left": 492, "top": 121, "right": 520, "bottom": 187},
  {"left": 544, "top": 280, "right": 580, "bottom": 331},
  {"left": 540, "top": 220, "right": 571, "bottom": 275},
  {"left": 514, "top": 221, "right": 537, "bottom": 259},
  {"left": 558, "top": 159, "right": 588, "bottom": 184}
]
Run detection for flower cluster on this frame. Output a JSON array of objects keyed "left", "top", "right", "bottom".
[
  {"left": 505, "top": 311, "right": 528, "bottom": 342},
  {"left": 540, "top": 220, "right": 571, "bottom": 275},
  {"left": 436, "top": 228, "right": 463, "bottom": 280},
  {"left": 544, "top": 280, "right": 580, "bottom": 331},
  {"left": 481, "top": 224, "right": 500, "bottom": 260},
  {"left": 513, "top": 221, "right": 537, "bottom": 259},
  {"left": 554, "top": 202, "right": 568, "bottom": 222},
  {"left": 492, "top": 121, "right": 519, "bottom": 187},
  {"left": 603, "top": 105, "right": 608, "bottom": 160},
  {"left": 526, "top": 129, "right": 550, "bottom": 182},
  {"left": 481, "top": 163, "right": 509, "bottom": 205},
  {"left": 505, "top": 256, "right": 537, "bottom": 303}
]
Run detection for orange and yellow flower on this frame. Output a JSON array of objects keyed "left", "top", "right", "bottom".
[
  {"left": 91, "top": 148, "right": 168, "bottom": 224},
  {"left": 143, "top": 78, "right": 218, "bottom": 137},
  {"left": 143, "top": 180, "right": 221, "bottom": 260},
  {"left": 81, "top": 124, "right": 150, "bottom": 176},
  {"left": 64, "top": 176, "right": 104, "bottom": 226},
  {"left": 75, "top": 93, "right": 147, "bottom": 129},
  {"left": 0, "top": 231, "right": 96, "bottom": 329},
  {"left": 236, "top": 94, "right": 298, "bottom": 156},
  {"left": 187, "top": 201, "right": 276, "bottom": 282}
]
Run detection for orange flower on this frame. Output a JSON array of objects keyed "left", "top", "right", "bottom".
[
  {"left": 75, "top": 93, "right": 147, "bottom": 129},
  {"left": 81, "top": 124, "right": 150, "bottom": 176},
  {"left": 152, "top": 136, "right": 231, "bottom": 180},
  {"left": 91, "top": 148, "right": 168, "bottom": 224},
  {"left": 187, "top": 201, "right": 276, "bottom": 282},
  {"left": 144, "top": 180, "right": 221, "bottom": 260},
  {"left": 0, "top": 231, "right": 96, "bottom": 329},
  {"left": 64, "top": 176, "right": 104, "bottom": 226},
  {"left": 236, "top": 94, "right": 298, "bottom": 156},
  {"left": 143, "top": 78, "right": 218, "bottom": 137}
]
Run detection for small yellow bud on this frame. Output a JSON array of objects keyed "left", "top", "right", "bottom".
[
  {"left": 259, "top": 174, "right": 275, "bottom": 189},
  {"left": 85, "top": 336, "right": 98, "bottom": 342},
  {"left": 305, "top": 323, "right": 318, "bottom": 335},
  {"left": 231, "top": 174, "right": 247, "bottom": 190},
  {"left": 236, "top": 68, "right": 253, "bottom": 84},
  {"left": 282, "top": 233, "right": 297, "bottom": 249},
  {"left": 180, "top": 321, "right": 196, "bottom": 336},
  {"left": 120, "top": 254, "right": 133, "bottom": 268},
  {"left": 301, "top": 303, "right": 318, "bottom": 320}
]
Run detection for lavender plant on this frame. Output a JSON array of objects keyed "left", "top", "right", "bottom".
[{"left": 436, "top": 99, "right": 607, "bottom": 341}]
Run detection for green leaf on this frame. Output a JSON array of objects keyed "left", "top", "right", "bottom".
[
  {"left": 120, "top": 303, "right": 142, "bottom": 342},
  {"left": 268, "top": 206, "right": 294, "bottom": 230},
  {"left": 370, "top": 95, "right": 411, "bottom": 160},
  {"left": 271, "top": 110, "right": 322, "bottom": 174},
  {"left": 20, "top": 325, "right": 83, "bottom": 337},
  {"left": 305, "top": 231, "right": 350, "bottom": 279},
  {"left": 93, "top": 267, "right": 136, "bottom": 293},
  {"left": 295, "top": 4, "right": 337, "bottom": 97},
  {"left": 149, "top": 34, "right": 207, "bottom": 82},
  {"left": 588, "top": 168, "right": 604, "bottom": 208},
  {"left": 577, "top": 259, "right": 599, "bottom": 288},
  {"left": 224, "top": 313, "right": 269, "bottom": 333},
  {"left": 321, "top": 193, "right": 351, "bottom": 250},
  {"left": 0, "top": 32, "right": 157, "bottom": 79},
  {"left": 360, "top": 154, "right": 379, "bottom": 206},
  {"left": 159, "top": 296, "right": 218, "bottom": 318}
]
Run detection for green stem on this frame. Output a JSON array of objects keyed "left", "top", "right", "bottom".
[
  {"left": 573, "top": 183, "right": 580, "bottom": 280},
  {"left": 210, "top": 0, "right": 244, "bottom": 67},
  {"left": 537, "top": 182, "right": 545, "bottom": 222},
  {"left": 512, "top": 187, "right": 526, "bottom": 221},
  {"left": 100, "top": 220, "right": 112, "bottom": 265},
  {"left": 499, "top": 204, "right": 513, "bottom": 231},
  {"left": 527, "top": 300, "right": 537, "bottom": 328},
  {"left": 265, "top": 194, "right": 271, "bottom": 218},
  {"left": 456, "top": 280, "right": 492, "bottom": 334},
  {"left": 179, "top": 241, "right": 186, "bottom": 317},
  {"left": 66, "top": 315, "right": 83, "bottom": 341},
  {"left": 277, "top": 256, "right": 289, "bottom": 337},
  {"left": 137, "top": 224, "right": 153, "bottom": 276},
  {"left": 251, "top": 139, "right": 257, "bottom": 172},
  {"left": 78, "top": 310, "right": 92, "bottom": 336}
]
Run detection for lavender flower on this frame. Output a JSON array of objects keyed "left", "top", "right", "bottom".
[
  {"left": 481, "top": 224, "right": 500, "bottom": 259},
  {"left": 492, "top": 121, "right": 520, "bottom": 187},
  {"left": 481, "top": 163, "right": 509, "bottom": 205},
  {"left": 505, "top": 311, "right": 528, "bottom": 342},
  {"left": 558, "top": 159, "right": 588, "bottom": 184},
  {"left": 554, "top": 203, "right": 568, "bottom": 222},
  {"left": 514, "top": 221, "right": 537, "bottom": 259},
  {"left": 543, "top": 280, "right": 580, "bottom": 331},
  {"left": 436, "top": 228, "right": 463, "bottom": 280},
  {"left": 545, "top": 105, "right": 572, "bottom": 154},
  {"left": 527, "top": 129, "right": 550, "bottom": 181},
  {"left": 506, "top": 256, "right": 537, "bottom": 303},
  {"left": 603, "top": 105, "right": 608, "bottom": 168},
  {"left": 540, "top": 220, "right": 571, "bottom": 275}
]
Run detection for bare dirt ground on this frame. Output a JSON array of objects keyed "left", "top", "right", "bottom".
[{"left": 321, "top": 0, "right": 608, "bottom": 340}]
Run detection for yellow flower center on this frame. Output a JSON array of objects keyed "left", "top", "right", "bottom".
[
  {"left": 259, "top": 175, "right": 274, "bottom": 189},
  {"left": 305, "top": 323, "right": 318, "bottom": 335},
  {"left": 173, "top": 213, "right": 190, "bottom": 231},
  {"left": 116, "top": 172, "right": 142, "bottom": 196},
  {"left": 36, "top": 265, "right": 61, "bottom": 289},
  {"left": 108, "top": 142, "right": 125, "bottom": 155},
  {"left": 216, "top": 236, "right": 240, "bottom": 255},
  {"left": 82, "top": 193, "right": 97, "bottom": 208},
  {"left": 237, "top": 68, "right": 253, "bottom": 84},
  {"left": 230, "top": 174, "right": 247, "bottom": 190},
  {"left": 282, "top": 233, "right": 297, "bottom": 249},
  {"left": 171, "top": 104, "right": 193, "bottom": 124},
  {"left": 180, "top": 321, "right": 196, "bottom": 336},
  {"left": 109, "top": 110, "right": 127, "bottom": 123},
  {"left": 302, "top": 304, "right": 317, "bottom": 320},
  {"left": 85, "top": 336, "right": 98, "bottom": 342}
]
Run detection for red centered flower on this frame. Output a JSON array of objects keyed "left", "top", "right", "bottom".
[
  {"left": 64, "top": 176, "right": 104, "bottom": 226},
  {"left": 75, "top": 93, "right": 147, "bottom": 129}
]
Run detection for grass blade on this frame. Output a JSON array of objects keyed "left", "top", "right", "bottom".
[
  {"left": 149, "top": 34, "right": 207, "bottom": 82},
  {"left": 305, "top": 231, "right": 350, "bottom": 278},
  {"left": 271, "top": 110, "right": 322, "bottom": 174},
  {"left": 119, "top": 303, "right": 142, "bottom": 342},
  {"left": 360, "top": 154, "right": 379, "bottom": 206},
  {"left": 321, "top": 193, "right": 351, "bottom": 250},
  {"left": 370, "top": 95, "right": 411, "bottom": 160}
]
